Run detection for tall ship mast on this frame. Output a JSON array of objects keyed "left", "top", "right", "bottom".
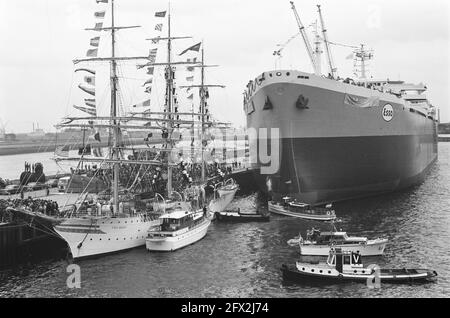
[
  {"left": 52, "top": 1, "right": 215, "bottom": 259},
  {"left": 244, "top": 2, "right": 438, "bottom": 205}
]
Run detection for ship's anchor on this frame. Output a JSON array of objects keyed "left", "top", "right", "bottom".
[{"left": 296, "top": 95, "right": 309, "bottom": 109}]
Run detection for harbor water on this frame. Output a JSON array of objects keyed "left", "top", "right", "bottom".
[{"left": 0, "top": 144, "right": 449, "bottom": 298}]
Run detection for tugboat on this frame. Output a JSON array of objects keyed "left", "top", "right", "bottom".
[
  {"left": 215, "top": 208, "right": 270, "bottom": 223},
  {"left": 281, "top": 248, "right": 438, "bottom": 284},
  {"left": 268, "top": 197, "right": 336, "bottom": 221},
  {"left": 287, "top": 226, "right": 388, "bottom": 256}
]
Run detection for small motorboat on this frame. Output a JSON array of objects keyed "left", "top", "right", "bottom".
[
  {"left": 288, "top": 226, "right": 388, "bottom": 256},
  {"left": 215, "top": 208, "right": 270, "bottom": 222},
  {"left": 268, "top": 197, "right": 336, "bottom": 221},
  {"left": 281, "top": 248, "right": 437, "bottom": 284}
]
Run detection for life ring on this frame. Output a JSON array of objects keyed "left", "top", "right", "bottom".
[{"left": 327, "top": 211, "right": 331, "bottom": 215}]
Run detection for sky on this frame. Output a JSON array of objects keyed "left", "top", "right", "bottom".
[{"left": 0, "top": 0, "right": 449, "bottom": 133}]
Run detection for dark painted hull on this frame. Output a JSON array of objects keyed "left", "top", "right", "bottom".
[
  {"left": 257, "top": 135, "right": 438, "bottom": 205},
  {"left": 215, "top": 212, "right": 270, "bottom": 223},
  {"left": 246, "top": 70, "right": 438, "bottom": 205}
]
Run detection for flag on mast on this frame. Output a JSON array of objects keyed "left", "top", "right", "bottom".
[
  {"left": 147, "top": 67, "right": 154, "bottom": 75},
  {"left": 155, "top": 11, "right": 166, "bottom": 17},
  {"left": 179, "top": 42, "right": 201, "bottom": 56},
  {"left": 86, "top": 49, "right": 98, "bottom": 57},
  {"left": 133, "top": 100, "right": 151, "bottom": 108},
  {"left": 142, "top": 78, "right": 153, "bottom": 86},
  {"left": 78, "top": 85, "right": 96, "bottom": 96},
  {"left": 96, "top": 0, "right": 108, "bottom": 3},
  {"left": 144, "top": 87, "right": 152, "bottom": 94},
  {"left": 73, "top": 105, "right": 96, "bottom": 116},
  {"left": 94, "top": 11, "right": 106, "bottom": 18},
  {"left": 94, "top": 22, "right": 103, "bottom": 31},
  {"left": 151, "top": 37, "right": 161, "bottom": 44},
  {"left": 155, "top": 24, "right": 163, "bottom": 31},
  {"left": 75, "top": 68, "right": 96, "bottom": 75},
  {"left": 90, "top": 37, "right": 100, "bottom": 47},
  {"left": 55, "top": 146, "right": 69, "bottom": 157},
  {"left": 84, "top": 76, "right": 96, "bottom": 86}
]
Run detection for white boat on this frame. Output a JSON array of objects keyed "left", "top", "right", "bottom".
[
  {"left": 209, "top": 179, "right": 239, "bottom": 213},
  {"left": 268, "top": 198, "right": 336, "bottom": 221},
  {"left": 146, "top": 208, "right": 211, "bottom": 252},
  {"left": 55, "top": 212, "right": 160, "bottom": 259}
]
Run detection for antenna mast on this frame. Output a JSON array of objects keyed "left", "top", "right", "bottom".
[
  {"left": 317, "top": 5, "right": 337, "bottom": 78},
  {"left": 354, "top": 44, "right": 374, "bottom": 80},
  {"left": 290, "top": 1, "right": 319, "bottom": 75},
  {"left": 111, "top": 0, "right": 120, "bottom": 215}
]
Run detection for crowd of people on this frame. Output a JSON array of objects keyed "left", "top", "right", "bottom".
[{"left": 0, "top": 197, "right": 60, "bottom": 218}]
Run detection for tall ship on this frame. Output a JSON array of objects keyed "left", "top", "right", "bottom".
[
  {"left": 49, "top": 0, "right": 231, "bottom": 259},
  {"left": 244, "top": 2, "right": 438, "bottom": 205}
]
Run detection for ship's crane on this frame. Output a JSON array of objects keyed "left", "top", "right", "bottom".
[
  {"left": 317, "top": 5, "right": 337, "bottom": 78},
  {"left": 290, "top": 1, "right": 319, "bottom": 75}
]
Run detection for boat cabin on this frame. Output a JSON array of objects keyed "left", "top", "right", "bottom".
[
  {"left": 151, "top": 209, "right": 206, "bottom": 235},
  {"left": 326, "top": 248, "right": 364, "bottom": 273},
  {"left": 307, "top": 230, "right": 367, "bottom": 245}
]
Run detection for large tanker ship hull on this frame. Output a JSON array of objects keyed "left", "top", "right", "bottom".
[{"left": 245, "top": 71, "right": 438, "bottom": 205}]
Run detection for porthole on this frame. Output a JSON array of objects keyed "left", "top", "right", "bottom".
[
  {"left": 354, "top": 270, "right": 357, "bottom": 273},
  {"left": 108, "top": 238, "right": 111, "bottom": 241},
  {"left": 362, "top": 270, "right": 365, "bottom": 274},
  {"left": 302, "top": 268, "right": 305, "bottom": 271},
  {"left": 90, "top": 238, "right": 93, "bottom": 241},
  {"left": 319, "top": 270, "right": 323, "bottom": 273},
  {"left": 286, "top": 72, "right": 290, "bottom": 76},
  {"left": 116, "top": 238, "right": 118, "bottom": 240},
  {"left": 269, "top": 73, "right": 273, "bottom": 77},
  {"left": 276, "top": 72, "right": 282, "bottom": 76},
  {"left": 328, "top": 271, "right": 331, "bottom": 274}
]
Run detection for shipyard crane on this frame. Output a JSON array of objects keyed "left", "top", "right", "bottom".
[
  {"left": 317, "top": 5, "right": 337, "bottom": 78},
  {"left": 290, "top": 1, "right": 319, "bottom": 75}
]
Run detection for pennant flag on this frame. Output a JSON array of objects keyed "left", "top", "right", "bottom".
[
  {"left": 136, "top": 63, "right": 147, "bottom": 70},
  {"left": 155, "top": 24, "right": 163, "bottom": 31},
  {"left": 90, "top": 36, "right": 100, "bottom": 47},
  {"left": 179, "top": 42, "right": 201, "bottom": 56},
  {"left": 186, "top": 76, "right": 194, "bottom": 82},
  {"left": 147, "top": 67, "right": 154, "bottom": 75},
  {"left": 149, "top": 48, "right": 158, "bottom": 56},
  {"left": 85, "top": 100, "right": 96, "bottom": 108},
  {"left": 93, "top": 131, "right": 101, "bottom": 142},
  {"left": 84, "top": 75, "right": 96, "bottom": 86},
  {"left": 75, "top": 68, "right": 95, "bottom": 75},
  {"left": 148, "top": 55, "right": 157, "bottom": 64},
  {"left": 151, "top": 37, "right": 161, "bottom": 44},
  {"left": 187, "top": 58, "right": 198, "bottom": 63},
  {"left": 186, "top": 87, "right": 192, "bottom": 93},
  {"left": 187, "top": 93, "right": 194, "bottom": 100},
  {"left": 86, "top": 48, "right": 98, "bottom": 57},
  {"left": 78, "top": 84, "right": 96, "bottom": 96},
  {"left": 94, "top": 11, "right": 106, "bottom": 18},
  {"left": 96, "top": 0, "right": 108, "bottom": 3},
  {"left": 346, "top": 53, "right": 354, "bottom": 60},
  {"left": 155, "top": 11, "right": 166, "bottom": 17},
  {"left": 133, "top": 99, "right": 151, "bottom": 108},
  {"left": 94, "top": 22, "right": 103, "bottom": 31},
  {"left": 187, "top": 65, "right": 195, "bottom": 72},
  {"left": 85, "top": 98, "right": 95, "bottom": 104},
  {"left": 144, "top": 86, "right": 152, "bottom": 94},
  {"left": 73, "top": 105, "right": 96, "bottom": 116},
  {"left": 142, "top": 78, "right": 153, "bottom": 86},
  {"left": 55, "top": 146, "right": 69, "bottom": 157}
]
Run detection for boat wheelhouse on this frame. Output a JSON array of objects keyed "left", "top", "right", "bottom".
[{"left": 292, "top": 228, "right": 387, "bottom": 256}]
